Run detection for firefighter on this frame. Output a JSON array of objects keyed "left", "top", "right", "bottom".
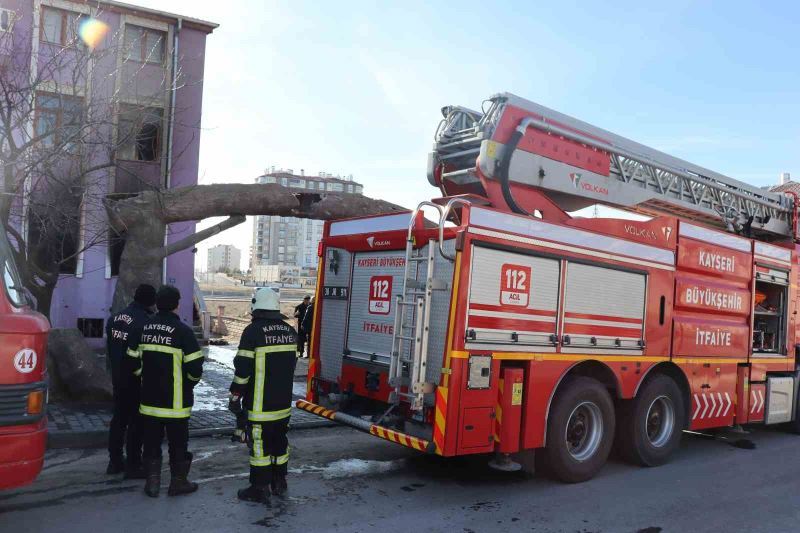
[
  {"left": 229, "top": 288, "right": 297, "bottom": 503},
  {"left": 126, "top": 285, "right": 204, "bottom": 498},
  {"left": 105, "top": 284, "right": 156, "bottom": 478}
]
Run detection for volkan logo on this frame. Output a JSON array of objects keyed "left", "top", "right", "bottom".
[
  {"left": 662, "top": 227, "right": 673, "bottom": 240},
  {"left": 624, "top": 224, "right": 657, "bottom": 241},
  {"left": 568, "top": 173, "right": 608, "bottom": 196},
  {"left": 366, "top": 236, "right": 391, "bottom": 248}
]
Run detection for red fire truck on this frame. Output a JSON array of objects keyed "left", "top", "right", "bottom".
[
  {"left": 0, "top": 225, "right": 49, "bottom": 490},
  {"left": 297, "top": 93, "right": 800, "bottom": 482}
]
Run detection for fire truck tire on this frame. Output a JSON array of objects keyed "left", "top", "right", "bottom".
[
  {"left": 617, "top": 375, "right": 684, "bottom": 467},
  {"left": 539, "top": 376, "right": 615, "bottom": 483}
]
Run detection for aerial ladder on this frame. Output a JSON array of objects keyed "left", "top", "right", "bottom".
[{"left": 427, "top": 92, "right": 798, "bottom": 241}]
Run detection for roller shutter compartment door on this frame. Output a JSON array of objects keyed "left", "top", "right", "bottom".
[
  {"left": 466, "top": 246, "right": 560, "bottom": 348},
  {"left": 562, "top": 262, "right": 645, "bottom": 350}
]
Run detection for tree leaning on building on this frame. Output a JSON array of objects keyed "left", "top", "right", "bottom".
[
  {"left": 0, "top": 3, "right": 402, "bottom": 396},
  {"left": 105, "top": 183, "right": 405, "bottom": 313}
]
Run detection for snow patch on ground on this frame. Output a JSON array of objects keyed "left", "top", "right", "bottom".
[
  {"left": 290, "top": 458, "right": 405, "bottom": 479},
  {"left": 192, "top": 381, "right": 228, "bottom": 411},
  {"left": 205, "top": 345, "right": 237, "bottom": 370}
]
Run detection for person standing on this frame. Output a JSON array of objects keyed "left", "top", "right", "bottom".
[
  {"left": 293, "top": 295, "right": 310, "bottom": 357},
  {"left": 105, "top": 284, "right": 156, "bottom": 478},
  {"left": 300, "top": 296, "right": 315, "bottom": 358},
  {"left": 126, "top": 285, "right": 204, "bottom": 498},
  {"left": 229, "top": 288, "right": 297, "bottom": 503}
]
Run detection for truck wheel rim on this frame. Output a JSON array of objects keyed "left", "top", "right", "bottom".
[
  {"left": 565, "top": 401, "right": 603, "bottom": 462},
  {"left": 646, "top": 395, "right": 675, "bottom": 448}
]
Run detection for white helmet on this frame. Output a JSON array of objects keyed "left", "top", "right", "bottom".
[{"left": 251, "top": 287, "right": 280, "bottom": 312}]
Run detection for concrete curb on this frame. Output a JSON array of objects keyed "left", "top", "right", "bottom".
[{"left": 47, "top": 419, "right": 336, "bottom": 449}]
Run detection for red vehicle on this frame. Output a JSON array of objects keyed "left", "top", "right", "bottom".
[
  {"left": 298, "top": 93, "right": 800, "bottom": 482},
  {"left": 0, "top": 226, "right": 49, "bottom": 490}
]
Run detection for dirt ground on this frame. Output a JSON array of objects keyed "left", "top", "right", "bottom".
[{"left": 205, "top": 297, "right": 305, "bottom": 320}]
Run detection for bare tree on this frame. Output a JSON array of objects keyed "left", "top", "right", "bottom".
[{"left": 0, "top": 4, "right": 188, "bottom": 318}]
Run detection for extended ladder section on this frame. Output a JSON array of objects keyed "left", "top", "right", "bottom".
[
  {"left": 428, "top": 93, "right": 796, "bottom": 240},
  {"left": 389, "top": 203, "right": 450, "bottom": 411}
]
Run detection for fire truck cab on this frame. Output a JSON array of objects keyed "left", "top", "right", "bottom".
[
  {"left": 0, "top": 226, "right": 49, "bottom": 490},
  {"left": 298, "top": 93, "right": 800, "bottom": 483}
]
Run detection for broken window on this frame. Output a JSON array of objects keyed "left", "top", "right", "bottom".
[
  {"left": 77, "top": 318, "right": 104, "bottom": 338},
  {"left": 27, "top": 189, "right": 82, "bottom": 275},
  {"left": 117, "top": 106, "right": 163, "bottom": 161},
  {"left": 108, "top": 226, "right": 125, "bottom": 277},
  {"left": 105, "top": 193, "right": 136, "bottom": 276}
]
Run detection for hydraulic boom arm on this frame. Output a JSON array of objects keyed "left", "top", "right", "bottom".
[{"left": 428, "top": 93, "right": 797, "bottom": 241}]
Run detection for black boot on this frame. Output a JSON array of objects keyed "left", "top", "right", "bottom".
[
  {"left": 237, "top": 485, "right": 270, "bottom": 503},
  {"left": 106, "top": 457, "right": 125, "bottom": 475},
  {"left": 270, "top": 472, "right": 287, "bottom": 497},
  {"left": 144, "top": 458, "right": 161, "bottom": 498},
  {"left": 168, "top": 452, "right": 198, "bottom": 496}
]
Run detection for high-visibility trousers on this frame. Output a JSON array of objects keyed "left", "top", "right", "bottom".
[{"left": 248, "top": 417, "right": 290, "bottom": 485}]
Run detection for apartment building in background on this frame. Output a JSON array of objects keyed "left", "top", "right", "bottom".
[
  {"left": 207, "top": 244, "right": 241, "bottom": 273},
  {"left": 1, "top": 0, "right": 216, "bottom": 345},
  {"left": 251, "top": 169, "right": 364, "bottom": 269}
]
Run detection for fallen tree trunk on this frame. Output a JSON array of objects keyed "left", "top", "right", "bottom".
[{"left": 107, "top": 183, "right": 405, "bottom": 312}]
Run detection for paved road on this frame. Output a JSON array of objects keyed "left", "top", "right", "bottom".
[{"left": 2, "top": 426, "right": 800, "bottom": 532}]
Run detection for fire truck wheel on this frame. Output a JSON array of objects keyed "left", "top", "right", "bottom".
[
  {"left": 617, "top": 374, "right": 684, "bottom": 467},
  {"left": 540, "top": 376, "right": 615, "bottom": 483}
]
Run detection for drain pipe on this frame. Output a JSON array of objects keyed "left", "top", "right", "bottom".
[
  {"left": 162, "top": 17, "right": 181, "bottom": 285},
  {"left": 165, "top": 17, "right": 181, "bottom": 189}
]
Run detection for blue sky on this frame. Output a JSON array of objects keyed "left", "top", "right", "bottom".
[{"left": 136, "top": 0, "right": 800, "bottom": 269}]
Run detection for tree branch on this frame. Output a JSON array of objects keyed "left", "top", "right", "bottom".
[{"left": 160, "top": 215, "right": 245, "bottom": 258}]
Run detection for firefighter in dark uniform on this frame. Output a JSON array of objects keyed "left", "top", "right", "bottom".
[
  {"left": 293, "top": 295, "right": 310, "bottom": 357},
  {"left": 126, "top": 285, "right": 204, "bottom": 498},
  {"left": 105, "top": 284, "right": 156, "bottom": 478},
  {"left": 229, "top": 288, "right": 297, "bottom": 503}
]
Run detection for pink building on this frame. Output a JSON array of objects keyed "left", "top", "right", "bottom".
[{"left": 1, "top": 0, "right": 216, "bottom": 346}]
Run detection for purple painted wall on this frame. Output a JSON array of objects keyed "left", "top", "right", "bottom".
[
  {"left": 4, "top": 1, "right": 216, "bottom": 347},
  {"left": 165, "top": 25, "right": 209, "bottom": 327}
]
